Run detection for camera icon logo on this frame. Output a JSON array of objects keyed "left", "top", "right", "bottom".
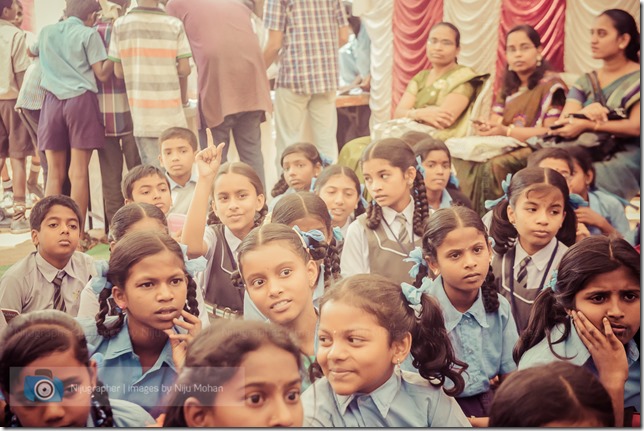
[{"left": 24, "top": 369, "right": 64, "bottom": 403}]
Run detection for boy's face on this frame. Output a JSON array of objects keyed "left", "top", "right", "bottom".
[
  {"left": 127, "top": 174, "right": 172, "bottom": 214},
  {"left": 2, "top": 0, "right": 19, "bottom": 21},
  {"left": 159, "top": 138, "right": 196, "bottom": 181},
  {"left": 31, "top": 205, "right": 81, "bottom": 267}
]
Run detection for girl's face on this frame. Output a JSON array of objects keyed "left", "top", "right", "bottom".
[
  {"left": 429, "top": 227, "right": 491, "bottom": 299},
  {"left": 568, "top": 160, "right": 591, "bottom": 198},
  {"left": 317, "top": 300, "right": 409, "bottom": 395},
  {"left": 113, "top": 249, "right": 188, "bottom": 332},
  {"left": 8, "top": 348, "right": 97, "bottom": 427},
  {"left": 572, "top": 265, "right": 640, "bottom": 345},
  {"left": 241, "top": 242, "right": 318, "bottom": 326},
  {"left": 362, "top": 158, "right": 415, "bottom": 213},
  {"left": 190, "top": 344, "right": 303, "bottom": 427},
  {"left": 426, "top": 25, "right": 460, "bottom": 67},
  {"left": 282, "top": 152, "right": 321, "bottom": 191},
  {"left": 506, "top": 30, "right": 540, "bottom": 75},
  {"left": 507, "top": 185, "right": 566, "bottom": 255},
  {"left": 590, "top": 14, "right": 629, "bottom": 60},
  {"left": 422, "top": 150, "right": 450, "bottom": 193},
  {"left": 213, "top": 173, "right": 265, "bottom": 238},
  {"left": 317, "top": 174, "right": 360, "bottom": 228}
]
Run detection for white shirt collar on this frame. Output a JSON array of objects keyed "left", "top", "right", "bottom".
[
  {"left": 224, "top": 226, "right": 242, "bottom": 262},
  {"left": 166, "top": 166, "right": 198, "bottom": 190},
  {"left": 381, "top": 197, "right": 415, "bottom": 226},
  {"left": 514, "top": 237, "right": 558, "bottom": 272}
]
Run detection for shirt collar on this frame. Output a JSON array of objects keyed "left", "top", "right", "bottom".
[
  {"left": 381, "top": 197, "right": 414, "bottom": 226},
  {"left": 103, "top": 317, "right": 177, "bottom": 371},
  {"left": 224, "top": 226, "right": 243, "bottom": 259},
  {"left": 35, "top": 251, "right": 79, "bottom": 282},
  {"left": 427, "top": 275, "right": 489, "bottom": 331},
  {"left": 65, "top": 16, "right": 85, "bottom": 26},
  {"left": 562, "top": 323, "right": 639, "bottom": 366},
  {"left": 165, "top": 166, "right": 198, "bottom": 190},
  {"left": 334, "top": 371, "right": 401, "bottom": 417},
  {"left": 515, "top": 237, "right": 558, "bottom": 272},
  {"left": 428, "top": 190, "right": 453, "bottom": 210}
]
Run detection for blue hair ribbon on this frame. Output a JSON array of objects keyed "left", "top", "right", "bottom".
[
  {"left": 359, "top": 184, "right": 368, "bottom": 208},
  {"left": 319, "top": 154, "right": 333, "bottom": 167},
  {"left": 404, "top": 246, "right": 428, "bottom": 279},
  {"left": 91, "top": 260, "right": 112, "bottom": 296},
  {"left": 568, "top": 193, "right": 589, "bottom": 210},
  {"left": 484, "top": 173, "right": 513, "bottom": 210},
  {"left": 448, "top": 172, "right": 460, "bottom": 188},
  {"left": 179, "top": 244, "right": 208, "bottom": 277},
  {"left": 400, "top": 276, "right": 433, "bottom": 318},
  {"left": 546, "top": 269, "right": 558, "bottom": 292},
  {"left": 415, "top": 155, "right": 426, "bottom": 178},
  {"left": 332, "top": 226, "right": 344, "bottom": 243},
  {"left": 488, "top": 236, "right": 496, "bottom": 248},
  {"left": 292, "top": 225, "right": 326, "bottom": 250},
  {"left": 310, "top": 176, "right": 317, "bottom": 192}
]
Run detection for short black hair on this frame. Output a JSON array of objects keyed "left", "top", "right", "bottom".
[
  {"left": 0, "top": 0, "right": 13, "bottom": 16},
  {"left": 159, "top": 127, "right": 198, "bottom": 152},
  {"left": 526, "top": 147, "right": 574, "bottom": 172},
  {"left": 29, "top": 195, "right": 82, "bottom": 231},
  {"left": 64, "top": 0, "right": 100, "bottom": 20},
  {"left": 121, "top": 165, "right": 170, "bottom": 200}
]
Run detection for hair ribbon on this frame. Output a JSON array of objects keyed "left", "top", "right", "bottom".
[
  {"left": 309, "top": 176, "right": 317, "bottom": 192},
  {"left": 568, "top": 193, "right": 589, "bottom": 210},
  {"left": 415, "top": 155, "right": 426, "bottom": 178},
  {"left": 359, "top": 184, "right": 368, "bottom": 208},
  {"left": 400, "top": 277, "right": 433, "bottom": 318},
  {"left": 91, "top": 260, "right": 113, "bottom": 295},
  {"left": 546, "top": 269, "right": 558, "bottom": 292},
  {"left": 332, "top": 226, "right": 344, "bottom": 243},
  {"left": 319, "top": 154, "right": 333, "bottom": 167},
  {"left": 404, "top": 246, "right": 428, "bottom": 279},
  {"left": 448, "top": 172, "right": 460, "bottom": 188},
  {"left": 292, "top": 225, "right": 326, "bottom": 251},
  {"left": 484, "top": 173, "right": 513, "bottom": 210},
  {"left": 179, "top": 244, "right": 208, "bottom": 277}
]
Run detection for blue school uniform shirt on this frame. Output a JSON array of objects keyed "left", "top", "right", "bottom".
[
  {"left": 587, "top": 189, "right": 631, "bottom": 238},
  {"left": 301, "top": 369, "right": 470, "bottom": 427},
  {"left": 428, "top": 189, "right": 453, "bottom": 212},
  {"left": 78, "top": 316, "right": 180, "bottom": 417},
  {"left": 519, "top": 323, "right": 640, "bottom": 410},
  {"left": 426, "top": 276, "right": 519, "bottom": 397},
  {"left": 32, "top": 17, "right": 107, "bottom": 100}
]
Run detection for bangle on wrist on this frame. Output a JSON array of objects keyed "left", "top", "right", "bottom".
[{"left": 506, "top": 124, "right": 515, "bottom": 137}]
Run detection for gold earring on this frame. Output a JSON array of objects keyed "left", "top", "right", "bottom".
[
  {"left": 536, "top": 56, "right": 542, "bottom": 67},
  {"left": 508, "top": 65, "right": 513, "bottom": 71}
]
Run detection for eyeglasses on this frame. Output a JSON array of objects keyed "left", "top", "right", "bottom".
[{"left": 427, "top": 38, "right": 455, "bottom": 47}]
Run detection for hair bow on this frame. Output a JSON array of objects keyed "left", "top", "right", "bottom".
[
  {"left": 448, "top": 172, "right": 460, "bottom": 188},
  {"left": 546, "top": 269, "right": 558, "bottom": 292},
  {"left": 568, "top": 193, "right": 589, "bottom": 210},
  {"left": 262, "top": 211, "right": 273, "bottom": 225},
  {"left": 319, "top": 154, "right": 333, "bottom": 167},
  {"left": 310, "top": 176, "right": 317, "bottom": 192},
  {"left": 292, "top": 225, "right": 326, "bottom": 250},
  {"left": 359, "top": 184, "right": 368, "bottom": 208},
  {"left": 404, "top": 246, "right": 428, "bottom": 279},
  {"left": 488, "top": 236, "right": 496, "bottom": 248},
  {"left": 484, "top": 173, "right": 513, "bottom": 210},
  {"left": 179, "top": 244, "right": 208, "bottom": 277},
  {"left": 400, "top": 277, "right": 433, "bottom": 318},
  {"left": 415, "top": 155, "right": 426, "bottom": 178},
  {"left": 332, "top": 226, "right": 344, "bottom": 243},
  {"left": 91, "top": 260, "right": 113, "bottom": 296}
]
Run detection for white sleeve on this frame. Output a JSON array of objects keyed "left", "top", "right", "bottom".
[
  {"left": 76, "top": 280, "right": 100, "bottom": 319},
  {"left": 340, "top": 219, "right": 370, "bottom": 277}
]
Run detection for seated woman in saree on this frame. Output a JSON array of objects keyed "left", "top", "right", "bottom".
[
  {"left": 451, "top": 24, "right": 568, "bottom": 215},
  {"left": 381, "top": 22, "right": 487, "bottom": 141},
  {"left": 549, "top": 9, "right": 640, "bottom": 201}
]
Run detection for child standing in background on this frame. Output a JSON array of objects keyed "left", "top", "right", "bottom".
[
  {"left": 489, "top": 167, "right": 576, "bottom": 332},
  {"left": 341, "top": 138, "right": 429, "bottom": 284},
  {"left": 270, "top": 143, "right": 324, "bottom": 211},
  {"left": 0, "top": 0, "right": 33, "bottom": 233},
  {"left": 108, "top": 0, "right": 192, "bottom": 166},
  {"left": 158, "top": 127, "right": 198, "bottom": 215},
  {"left": 33, "top": 0, "right": 112, "bottom": 231}
]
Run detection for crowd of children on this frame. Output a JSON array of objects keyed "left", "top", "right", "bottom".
[{"left": 0, "top": 0, "right": 640, "bottom": 428}]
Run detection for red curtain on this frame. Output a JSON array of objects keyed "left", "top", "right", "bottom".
[
  {"left": 494, "top": 0, "right": 566, "bottom": 96},
  {"left": 21, "top": 0, "right": 34, "bottom": 32},
  {"left": 391, "top": 0, "right": 443, "bottom": 116}
]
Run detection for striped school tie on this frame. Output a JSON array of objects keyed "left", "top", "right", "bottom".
[
  {"left": 516, "top": 256, "right": 531, "bottom": 290},
  {"left": 52, "top": 271, "right": 67, "bottom": 312},
  {"left": 395, "top": 213, "right": 409, "bottom": 243}
]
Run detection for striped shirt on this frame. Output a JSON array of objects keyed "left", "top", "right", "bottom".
[
  {"left": 264, "top": 0, "right": 347, "bottom": 95},
  {"left": 95, "top": 21, "right": 132, "bottom": 137},
  {"left": 108, "top": 7, "right": 192, "bottom": 137}
]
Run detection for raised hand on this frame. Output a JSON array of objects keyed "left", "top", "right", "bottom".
[{"left": 195, "top": 128, "right": 226, "bottom": 179}]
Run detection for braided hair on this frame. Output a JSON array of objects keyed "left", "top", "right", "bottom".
[
  {"left": 271, "top": 143, "right": 323, "bottom": 197},
  {"left": 0, "top": 310, "right": 115, "bottom": 427},
  {"left": 361, "top": 138, "right": 429, "bottom": 237},
  {"left": 419, "top": 206, "right": 499, "bottom": 313},
  {"left": 206, "top": 161, "right": 268, "bottom": 228},
  {"left": 95, "top": 231, "right": 200, "bottom": 338}
]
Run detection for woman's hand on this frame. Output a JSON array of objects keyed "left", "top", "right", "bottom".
[
  {"left": 164, "top": 309, "right": 203, "bottom": 371},
  {"left": 579, "top": 102, "right": 609, "bottom": 123},
  {"left": 549, "top": 117, "right": 592, "bottom": 139},
  {"left": 414, "top": 106, "right": 454, "bottom": 129},
  {"left": 475, "top": 122, "right": 506, "bottom": 136},
  {"left": 195, "top": 129, "right": 226, "bottom": 179},
  {"left": 575, "top": 221, "right": 591, "bottom": 243},
  {"left": 575, "top": 207, "right": 614, "bottom": 235}
]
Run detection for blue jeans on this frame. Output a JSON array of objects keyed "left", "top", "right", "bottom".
[
  {"left": 199, "top": 110, "right": 265, "bottom": 187},
  {"left": 134, "top": 136, "right": 161, "bottom": 168}
]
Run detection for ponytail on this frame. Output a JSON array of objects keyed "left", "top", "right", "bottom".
[
  {"left": 271, "top": 174, "right": 289, "bottom": 197},
  {"left": 412, "top": 170, "right": 429, "bottom": 236}
]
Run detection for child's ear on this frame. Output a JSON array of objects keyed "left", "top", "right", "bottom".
[
  {"left": 255, "top": 193, "right": 265, "bottom": 212},
  {"left": 211, "top": 200, "right": 218, "bottom": 217},
  {"left": 390, "top": 332, "right": 412, "bottom": 365},
  {"left": 427, "top": 256, "right": 440, "bottom": 278},
  {"left": 183, "top": 397, "right": 214, "bottom": 427},
  {"left": 305, "top": 259, "right": 319, "bottom": 290},
  {"left": 111, "top": 286, "right": 127, "bottom": 311},
  {"left": 314, "top": 162, "right": 322, "bottom": 177},
  {"left": 585, "top": 169, "right": 594, "bottom": 187},
  {"left": 88, "top": 358, "right": 98, "bottom": 387},
  {"left": 506, "top": 205, "right": 516, "bottom": 225},
  {"left": 404, "top": 166, "right": 416, "bottom": 186},
  {"left": 31, "top": 229, "right": 40, "bottom": 247},
  {"left": 124, "top": 198, "right": 132, "bottom": 205}
]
